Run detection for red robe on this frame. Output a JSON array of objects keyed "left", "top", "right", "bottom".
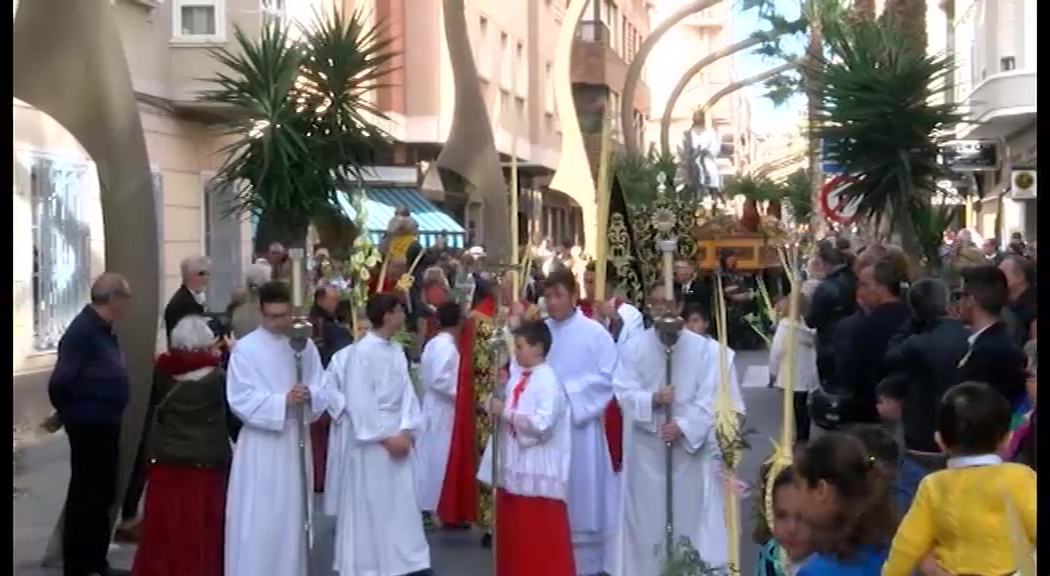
[
  {"left": 436, "top": 294, "right": 495, "bottom": 524},
  {"left": 578, "top": 299, "right": 625, "bottom": 474},
  {"left": 367, "top": 274, "right": 397, "bottom": 295}
]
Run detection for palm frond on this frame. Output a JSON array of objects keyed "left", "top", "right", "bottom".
[
  {"left": 808, "top": 16, "right": 965, "bottom": 237},
  {"left": 196, "top": 10, "right": 398, "bottom": 235}
]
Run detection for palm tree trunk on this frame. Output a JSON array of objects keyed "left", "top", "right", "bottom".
[
  {"left": 805, "top": 2, "right": 824, "bottom": 235},
  {"left": 885, "top": 0, "right": 928, "bottom": 53}
]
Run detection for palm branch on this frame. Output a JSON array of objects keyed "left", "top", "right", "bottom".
[{"left": 197, "top": 9, "right": 396, "bottom": 244}]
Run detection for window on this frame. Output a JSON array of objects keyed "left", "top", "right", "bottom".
[
  {"left": 515, "top": 41, "right": 527, "bottom": 94},
  {"left": 261, "top": 0, "right": 287, "bottom": 30},
  {"left": 30, "top": 157, "right": 92, "bottom": 351},
  {"left": 172, "top": 0, "right": 226, "bottom": 43},
  {"left": 477, "top": 17, "right": 490, "bottom": 79},
  {"left": 544, "top": 61, "right": 555, "bottom": 113},
  {"left": 514, "top": 96, "right": 525, "bottom": 130},
  {"left": 499, "top": 32, "right": 511, "bottom": 90}
]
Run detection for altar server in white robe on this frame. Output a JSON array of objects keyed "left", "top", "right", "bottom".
[
  {"left": 415, "top": 302, "right": 463, "bottom": 515},
  {"left": 478, "top": 319, "right": 576, "bottom": 575},
  {"left": 608, "top": 285, "right": 723, "bottom": 576},
  {"left": 322, "top": 341, "right": 356, "bottom": 519},
  {"left": 541, "top": 269, "right": 619, "bottom": 576},
  {"left": 330, "top": 292, "right": 431, "bottom": 576},
  {"left": 224, "top": 281, "right": 334, "bottom": 576}
]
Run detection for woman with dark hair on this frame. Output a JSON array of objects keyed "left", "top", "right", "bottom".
[
  {"left": 805, "top": 240, "right": 858, "bottom": 386},
  {"left": 717, "top": 251, "right": 762, "bottom": 350},
  {"left": 881, "top": 278, "right": 969, "bottom": 508}
]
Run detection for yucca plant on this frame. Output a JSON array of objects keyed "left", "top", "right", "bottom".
[
  {"left": 614, "top": 148, "right": 679, "bottom": 206},
  {"left": 910, "top": 200, "right": 958, "bottom": 274},
  {"left": 198, "top": 9, "right": 396, "bottom": 250},
  {"left": 809, "top": 16, "right": 964, "bottom": 253},
  {"left": 723, "top": 173, "right": 784, "bottom": 231}
]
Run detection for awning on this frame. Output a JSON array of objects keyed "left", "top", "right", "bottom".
[{"left": 335, "top": 187, "right": 467, "bottom": 249}]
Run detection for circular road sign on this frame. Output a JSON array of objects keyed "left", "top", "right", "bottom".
[{"left": 819, "top": 175, "right": 860, "bottom": 224}]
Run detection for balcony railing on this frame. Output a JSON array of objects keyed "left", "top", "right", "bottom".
[{"left": 576, "top": 21, "right": 611, "bottom": 47}]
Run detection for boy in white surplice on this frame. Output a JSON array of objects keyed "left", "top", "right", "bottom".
[
  {"left": 327, "top": 292, "right": 431, "bottom": 576},
  {"left": 479, "top": 319, "right": 575, "bottom": 576}
]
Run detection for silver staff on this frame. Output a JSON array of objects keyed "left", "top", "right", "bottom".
[
  {"left": 652, "top": 174, "right": 684, "bottom": 561},
  {"left": 288, "top": 248, "right": 314, "bottom": 575},
  {"left": 484, "top": 262, "right": 520, "bottom": 575}
]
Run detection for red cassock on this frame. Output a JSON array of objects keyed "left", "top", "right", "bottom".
[
  {"left": 578, "top": 299, "right": 625, "bottom": 474},
  {"left": 310, "top": 414, "right": 331, "bottom": 492},
  {"left": 367, "top": 273, "right": 398, "bottom": 296},
  {"left": 131, "top": 465, "right": 225, "bottom": 576},
  {"left": 436, "top": 294, "right": 495, "bottom": 524}
]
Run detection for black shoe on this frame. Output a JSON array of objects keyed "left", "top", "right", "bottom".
[{"left": 480, "top": 531, "right": 492, "bottom": 549}]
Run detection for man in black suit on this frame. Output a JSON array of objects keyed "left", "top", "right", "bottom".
[
  {"left": 162, "top": 255, "right": 210, "bottom": 344},
  {"left": 956, "top": 265, "right": 1027, "bottom": 409},
  {"left": 117, "top": 254, "right": 210, "bottom": 540},
  {"left": 673, "top": 258, "right": 711, "bottom": 311}
]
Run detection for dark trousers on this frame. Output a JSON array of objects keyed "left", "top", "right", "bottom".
[
  {"left": 63, "top": 421, "right": 121, "bottom": 576},
  {"left": 794, "top": 391, "right": 812, "bottom": 443}
]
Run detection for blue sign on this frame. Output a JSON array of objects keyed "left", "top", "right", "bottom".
[{"left": 820, "top": 140, "right": 845, "bottom": 175}]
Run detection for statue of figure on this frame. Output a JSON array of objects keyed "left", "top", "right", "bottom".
[{"left": 677, "top": 109, "right": 722, "bottom": 196}]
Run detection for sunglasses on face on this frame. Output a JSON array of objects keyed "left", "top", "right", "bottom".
[{"left": 197, "top": 270, "right": 210, "bottom": 277}]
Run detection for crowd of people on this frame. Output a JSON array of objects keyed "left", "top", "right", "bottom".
[{"left": 44, "top": 215, "right": 1036, "bottom": 576}]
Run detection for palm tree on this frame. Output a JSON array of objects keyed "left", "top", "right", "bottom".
[
  {"left": 198, "top": 9, "right": 396, "bottom": 250},
  {"left": 613, "top": 148, "right": 678, "bottom": 206},
  {"left": 884, "top": 0, "right": 928, "bottom": 53},
  {"left": 723, "top": 173, "right": 784, "bottom": 231},
  {"left": 810, "top": 15, "right": 963, "bottom": 255}
]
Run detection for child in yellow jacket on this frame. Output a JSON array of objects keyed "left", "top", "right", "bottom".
[{"left": 882, "top": 381, "right": 1036, "bottom": 576}]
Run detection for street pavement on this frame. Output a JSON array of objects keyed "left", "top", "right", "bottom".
[{"left": 14, "top": 350, "right": 779, "bottom": 576}]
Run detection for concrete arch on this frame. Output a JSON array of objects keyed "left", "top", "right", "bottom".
[
  {"left": 14, "top": 0, "right": 159, "bottom": 563},
  {"left": 659, "top": 34, "right": 780, "bottom": 155},
  {"left": 697, "top": 61, "right": 799, "bottom": 116},
  {"left": 620, "top": 0, "right": 727, "bottom": 155},
  {"left": 426, "top": 0, "right": 509, "bottom": 260},
  {"left": 549, "top": 0, "right": 596, "bottom": 251}
]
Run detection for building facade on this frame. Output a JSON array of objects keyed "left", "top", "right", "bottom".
[
  {"left": 567, "top": 0, "right": 651, "bottom": 247},
  {"left": 643, "top": 0, "right": 753, "bottom": 180},
  {"left": 13, "top": 0, "right": 282, "bottom": 432},
  {"left": 945, "top": 0, "right": 1037, "bottom": 241}
]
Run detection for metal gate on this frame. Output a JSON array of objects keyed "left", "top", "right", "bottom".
[
  {"left": 203, "top": 178, "right": 243, "bottom": 312},
  {"left": 30, "top": 157, "right": 92, "bottom": 350}
]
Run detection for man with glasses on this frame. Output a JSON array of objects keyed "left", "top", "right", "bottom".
[
  {"left": 48, "top": 273, "right": 133, "bottom": 576},
  {"left": 162, "top": 255, "right": 211, "bottom": 344},
  {"left": 225, "top": 281, "right": 334, "bottom": 576}
]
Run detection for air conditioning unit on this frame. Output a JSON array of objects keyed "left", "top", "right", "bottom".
[{"left": 1011, "top": 169, "right": 1037, "bottom": 199}]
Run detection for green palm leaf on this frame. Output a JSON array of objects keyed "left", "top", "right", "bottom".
[
  {"left": 197, "top": 10, "right": 396, "bottom": 242},
  {"left": 808, "top": 17, "right": 964, "bottom": 239}
]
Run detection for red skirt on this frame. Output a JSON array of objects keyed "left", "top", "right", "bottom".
[
  {"left": 131, "top": 464, "right": 226, "bottom": 576},
  {"left": 495, "top": 489, "right": 575, "bottom": 576},
  {"left": 311, "top": 414, "right": 331, "bottom": 492}
]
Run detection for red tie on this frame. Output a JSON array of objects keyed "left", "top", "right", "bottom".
[{"left": 508, "top": 370, "right": 532, "bottom": 437}]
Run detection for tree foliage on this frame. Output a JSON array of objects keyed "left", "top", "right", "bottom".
[
  {"left": 781, "top": 168, "right": 813, "bottom": 224},
  {"left": 198, "top": 9, "right": 396, "bottom": 246},
  {"left": 811, "top": 17, "right": 964, "bottom": 243},
  {"left": 613, "top": 147, "right": 678, "bottom": 206}
]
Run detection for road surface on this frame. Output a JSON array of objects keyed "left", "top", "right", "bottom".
[{"left": 15, "top": 350, "right": 780, "bottom": 575}]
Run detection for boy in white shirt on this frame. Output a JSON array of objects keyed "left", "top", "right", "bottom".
[{"left": 483, "top": 320, "right": 575, "bottom": 576}]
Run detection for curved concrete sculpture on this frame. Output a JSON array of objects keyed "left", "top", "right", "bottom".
[
  {"left": 549, "top": 0, "right": 597, "bottom": 250},
  {"left": 14, "top": 0, "right": 159, "bottom": 564},
  {"left": 659, "top": 34, "right": 777, "bottom": 154},
  {"left": 620, "top": 0, "right": 726, "bottom": 155},
  {"left": 430, "top": 0, "right": 509, "bottom": 260},
  {"left": 698, "top": 61, "right": 800, "bottom": 115}
]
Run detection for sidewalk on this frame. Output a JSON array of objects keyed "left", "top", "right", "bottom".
[{"left": 13, "top": 433, "right": 136, "bottom": 575}]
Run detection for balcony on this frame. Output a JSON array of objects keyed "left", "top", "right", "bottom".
[
  {"left": 571, "top": 21, "right": 649, "bottom": 114},
  {"left": 575, "top": 21, "right": 611, "bottom": 46},
  {"left": 959, "top": 70, "right": 1036, "bottom": 139}
]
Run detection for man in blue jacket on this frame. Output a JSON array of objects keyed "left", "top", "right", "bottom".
[{"left": 48, "top": 272, "right": 133, "bottom": 576}]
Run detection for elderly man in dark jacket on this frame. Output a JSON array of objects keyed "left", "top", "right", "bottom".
[{"left": 48, "top": 273, "right": 133, "bottom": 576}]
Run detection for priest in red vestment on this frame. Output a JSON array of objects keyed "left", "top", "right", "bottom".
[{"left": 436, "top": 280, "right": 496, "bottom": 528}]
